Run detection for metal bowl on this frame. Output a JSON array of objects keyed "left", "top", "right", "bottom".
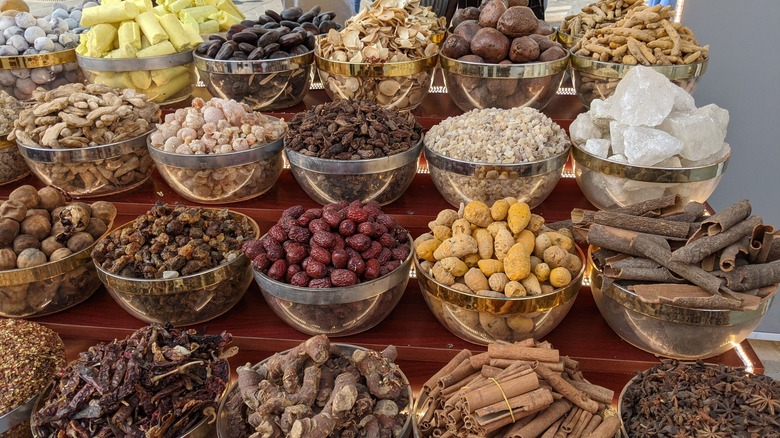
[
  {"left": 148, "top": 135, "right": 284, "bottom": 204},
  {"left": 414, "top": 246, "right": 585, "bottom": 345},
  {"left": 1, "top": 394, "right": 38, "bottom": 437},
  {"left": 194, "top": 52, "right": 314, "bottom": 110},
  {"left": 315, "top": 52, "right": 438, "bottom": 111},
  {"left": 571, "top": 142, "right": 730, "bottom": 210},
  {"left": 439, "top": 52, "right": 568, "bottom": 112},
  {"left": 0, "top": 135, "right": 29, "bottom": 186},
  {"left": 17, "top": 131, "right": 154, "bottom": 198},
  {"left": 216, "top": 343, "right": 414, "bottom": 438},
  {"left": 286, "top": 138, "right": 422, "bottom": 206},
  {"left": 0, "top": 217, "right": 113, "bottom": 318},
  {"left": 588, "top": 246, "right": 777, "bottom": 360},
  {"left": 425, "top": 142, "right": 569, "bottom": 209},
  {"left": 556, "top": 30, "right": 581, "bottom": 50},
  {"left": 253, "top": 235, "right": 413, "bottom": 336},
  {"left": 93, "top": 211, "right": 259, "bottom": 326},
  {"left": 0, "top": 49, "right": 84, "bottom": 101},
  {"left": 569, "top": 53, "right": 708, "bottom": 108},
  {"left": 77, "top": 51, "right": 196, "bottom": 105}
]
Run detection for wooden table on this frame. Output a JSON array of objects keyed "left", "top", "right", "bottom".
[{"left": 1, "top": 90, "right": 763, "bottom": 405}]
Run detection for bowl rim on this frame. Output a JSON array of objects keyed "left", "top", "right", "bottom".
[
  {"left": 0, "top": 48, "right": 76, "bottom": 69},
  {"left": 571, "top": 140, "right": 731, "bottom": 183},
  {"left": 414, "top": 245, "right": 585, "bottom": 314},
  {"left": 0, "top": 216, "right": 115, "bottom": 287},
  {"left": 215, "top": 342, "right": 414, "bottom": 438},
  {"left": 569, "top": 51, "right": 708, "bottom": 79},
  {"left": 438, "top": 52, "right": 569, "bottom": 79},
  {"left": 92, "top": 209, "right": 259, "bottom": 295},
  {"left": 313, "top": 50, "right": 439, "bottom": 77},
  {"left": 587, "top": 245, "right": 776, "bottom": 324},
  {"left": 0, "top": 393, "right": 38, "bottom": 434},
  {"left": 193, "top": 50, "right": 314, "bottom": 74},
  {"left": 285, "top": 137, "right": 423, "bottom": 175},
  {"left": 16, "top": 130, "right": 152, "bottom": 163},
  {"left": 76, "top": 50, "right": 194, "bottom": 72},
  {"left": 147, "top": 127, "right": 285, "bottom": 169},
  {"left": 423, "top": 141, "right": 570, "bottom": 178},
  {"left": 253, "top": 234, "right": 413, "bottom": 304}
]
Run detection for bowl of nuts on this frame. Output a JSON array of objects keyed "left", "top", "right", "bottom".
[
  {"left": 148, "top": 97, "right": 287, "bottom": 204},
  {"left": 0, "top": 91, "right": 30, "bottom": 186},
  {"left": 246, "top": 202, "right": 413, "bottom": 336},
  {"left": 414, "top": 200, "right": 585, "bottom": 345},
  {"left": 0, "top": 185, "right": 117, "bottom": 318},
  {"left": 217, "top": 336, "right": 414, "bottom": 438},
  {"left": 91, "top": 204, "right": 260, "bottom": 326},
  {"left": 424, "top": 107, "right": 571, "bottom": 209},
  {"left": 284, "top": 99, "right": 424, "bottom": 206}
]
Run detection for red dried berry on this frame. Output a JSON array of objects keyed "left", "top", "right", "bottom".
[
  {"left": 377, "top": 248, "right": 393, "bottom": 264},
  {"left": 282, "top": 205, "right": 305, "bottom": 219},
  {"left": 357, "top": 221, "right": 375, "bottom": 236},
  {"left": 252, "top": 253, "right": 270, "bottom": 271},
  {"left": 278, "top": 216, "right": 298, "bottom": 231},
  {"left": 285, "top": 242, "right": 307, "bottom": 265},
  {"left": 301, "top": 256, "right": 312, "bottom": 271},
  {"left": 332, "top": 248, "right": 349, "bottom": 268},
  {"left": 322, "top": 208, "right": 345, "bottom": 228},
  {"left": 378, "top": 233, "right": 397, "bottom": 248},
  {"left": 305, "top": 260, "right": 327, "bottom": 279},
  {"left": 262, "top": 238, "right": 283, "bottom": 261},
  {"left": 347, "top": 256, "right": 365, "bottom": 276},
  {"left": 267, "top": 224, "right": 287, "bottom": 243},
  {"left": 375, "top": 214, "right": 397, "bottom": 230},
  {"left": 373, "top": 223, "right": 388, "bottom": 237},
  {"left": 345, "top": 234, "right": 371, "bottom": 252},
  {"left": 361, "top": 241, "right": 382, "bottom": 259},
  {"left": 242, "top": 240, "right": 264, "bottom": 260},
  {"left": 267, "top": 259, "right": 287, "bottom": 281},
  {"left": 310, "top": 245, "right": 331, "bottom": 265},
  {"left": 346, "top": 203, "right": 369, "bottom": 223},
  {"left": 391, "top": 245, "right": 411, "bottom": 261},
  {"left": 363, "top": 201, "right": 382, "bottom": 218},
  {"left": 333, "top": 235, "right": 345, "bottom": 250},
  {"left": 307, "top": 208, "right": 323, "bottom": 218},
  {"left": 385, "top": 260, "right": 401, "bottom": 272},
  {"left": 330, "top": 269, "right": 358, "bottom": 287},
  {"left": 297, "top": 212, "right": 316, "bottom": 227},
  {"left": 338, "top": 219, "right": 356, "bottom": 236},
  {"left": 286, "top": 264, "right": 302, "bottom": 282},
  {"left": 308, "top": 277, "right": 332, "bottom": 288},
  {"left": 311, "top": 231, "right": 336, "bottom": 248},
  {"left": 290, "top": 271, "right": 310, "bottom": 287},
  {"left": 364, "top": 258, "right": 381, "bottom": 280},
  {"left": 288, "top": 225, "right": 312, "bottom": 243},
  {"left": 308, "top": 218, "right": 330, "bottom": 234}
]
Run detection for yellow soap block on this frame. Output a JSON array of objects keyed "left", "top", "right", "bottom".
[
  {"left": 166, "top": 0, "right": 192, "bottom": 13},
  {"left": 129, "top": 70, "right": 152, "bottom": 89},
  {"left": 158, "top": 14, "right": 190, "bottom": 51},
  {"left": 215, "top": 10, "right": 241, "bottom": 30},
  {"left": 141, "top": 35, "right": 151, "bottom": 49},
  {"left": 85, "top": 23, "right": 118, "bottom": 57},
  {"left": 106, "top": 46, "right": 137, "bottom": 58},
  {"left": 91, "top": 71, "right": 135, "bottom": 89},
  {"left": 101, "top": 0, "right": 122, "bottom": 4},
  {"left": 152, "top": 5, "right": 168, "bottom": 16},
  {"left": 136, "top": 40, "right": 176, "bottom": 57},
  {"left": 130, "top": 0, "right": 154, "bottom": 13},
  {"left": 197, "top": 19, "right": 219, "bottom": 35},
  {"left": 144, "top": 72, "right": 192, "bottom": 102},
  {"left": 81, "top": 2, "right": 140, "bottom": 27},
  {"left": 180, "top": 5, "right": 218, "bottom": 22},
  {"left": 118, "top": 21, "right": 142, "bottom": 50},
  {"left": 151, "top": 65, "right": 190, "bottom": 86},
  {"left": 135, "top": 11, "right": 169, "bottom": 45},
  {"left": 217, "top": 0, "right": 244, "bottom": 20}
]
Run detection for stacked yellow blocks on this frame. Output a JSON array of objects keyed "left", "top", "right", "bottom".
[{"left": 75, "top": 0, "right": 244, "bottom": 102}]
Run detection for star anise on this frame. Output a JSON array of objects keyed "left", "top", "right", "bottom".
[{"left": 747, "top": 390, "right": 780, "bottom": 416}]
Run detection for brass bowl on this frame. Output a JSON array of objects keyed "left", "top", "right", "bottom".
[
  {"left": 0, "top": 217, "right": 113, "bottom": 318},
  {"left": 571, "top": 141, "right": 730, "bottom": 210},
  {"left": 0, "top": 134, "right": 30, "bottom": 186},
  {"left": 569, "top": 52, "right": 708, "bottom": 108},
  {"left": 425, "top": 142, "right": 569, "bottom": 209},
  {"left": 93, "top": 210, "right": 259, "bottom": 326},
  {"left": 0, "top": 49, "right": 84, "bottom": 100},
  {"left": 439, "top": 52, "right": 568, "bottom": 112},
  {"left": 414, "top": 246, "right": 586, "bottom": 345},
  {"left": 77, "top": 51, "right": 196, "bottom": 105},
  {"left": 17, "top": 131, "right": 154, "bottom": 199},
  {"left": 216, "top": 343, "right": 413, "bottom": 438},
  {"left": 315, "top": 51, "right": 438, "bottom": 111},
  {"left": 194, "top": 52, "right": 314, "bottom": 110},
  {"left": 588, "top": 246, "right": 777, "bottom": 359}
]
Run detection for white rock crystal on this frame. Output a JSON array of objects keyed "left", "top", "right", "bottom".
[
  {"left": 583, "top": 138, "right": 611, "bottom": 158},
  {"left": 570, "top": 112, "right": 602, "bottom": 145},
  {"left": 610, "top": 67, "right": 676, "bottom": 127},
  {"left": 609, "top": 121, "right": 629, "bottom": 156},
  {"left": 659, "top": 104, "right": 729, "bottom": 161},
  {"left": 623, "top": 126, "right": 683, "bottom": 166}
]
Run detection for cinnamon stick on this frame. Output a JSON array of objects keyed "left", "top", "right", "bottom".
[
  {"left": 750, "top": 225, "right": 776, "bottom": 263},
  {"left": 558, "top": 406, "right": 582, "bottom": 434},
  {"left": 538, "top": 419, "right": 563, "bottom": 438},
  {"left": 564, "top": 380, "right": 614, "bottom": 405},
  {"left": 423, "top": 349, "right": 471, "bottom": 392},
  {"left": 461, "top": 372, "right": 540, "bottom": 413},
  {"left": 438, "top": 357, "right": 480, "bottom": 389},
  {"left": 587, "top": 415, "right": 621, "bottom": 438},
  {"left": 604, "top": 265, "right": 685, "bottom": 282},
  {"left": 533, "top": 363, "right": 599, "bottom": 413},
  {"left": 587, "top": 224, "right": 668, "bottom": 257},
  {"left": 690, "top": 199, "right": 751, "bottom": 241},
  {"left": 576, "top": 210, "right": 691, "bottom": 239},
  {"left": 662, "top": 201, "right": 707, "bottom": 222},
  {"left": 470, "top": 352, "right": 492, "bottom": 369},
  {"left": 606, "top": 256, "right": 661, "bottom": 270},
  {"left": 713, "top": 260, "right": 780, "bottom": 292},
  {"left": 506, "top": 399, "right": 572, "bottom": 438},
  {"left": 580, "top": 414, "right": 602, "bottom": 437},
  {"left": 608, "top": 194, "right": 680, "bottom": 216},
  {"left": 768, "top": 233, "right": 780, "bottom": 262},
  {"left": 488, "top": 344, "right": 560, "bottom": 363},
  {"left": 719, "top": 236, "right": 750, "bottom": 272},
  {"left": 490, "top": 359, "right": 565, "bottom": 372},
  {"left": 474, "top": 388, "right": 554, "bottom": 419},
  {"left": 672, "top": 216, "right": 762, "bottom": 263},
  {"left": 570, "top": 409, "right": 593, "bottom": 437}
]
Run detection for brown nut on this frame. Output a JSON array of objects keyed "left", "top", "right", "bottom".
[
  {"left": 8, "top": 185, "right": 41, "bottom": 209},
  {"left": 454, "top": 20, "right": 482, "bottom": 45},
  {"left": 20, "top": 214, "right": 52, "bottom": 241},
  {"left": 471, "top": 27, "right": 510, "bottom": 63},
  {"left": 89, "top": 201, "right": 117, "bottom": 224},
  {"left": 479, "top": 0, "right": 507, "bottom": 28},
  {"left": 497, "top": 6, "right": 538, "bottom": 38},
  {"left": 66, "top": 232, "right": 95, "bottom": 253},
  {"left": 49, "top": 247, "right": 73, "bottom": 262},
  {"left": 0, "top": 199, "right": 27, "bottom": 222},
  {"left": 17, "top": 247, "right": 47, "bottom": 268},
  {"left": 509, "top": 36, "right": 540, "bottom": 63},
  {"left": 0, "top": 217, "right": 20, "bottom": 246},
  {"left": 13, "top": 233, "right": 40, "bottom": 255},
  {"left": 37, "top": 186, "right": 67, "bottom": 211},
  {"left": 0, "top": 247, "right": 16, "bottom": 270},
  {"left": 41, "top": 236, "right": 64, "bottom": 258}
]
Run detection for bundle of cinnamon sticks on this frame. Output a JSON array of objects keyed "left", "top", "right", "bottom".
[
  {"left": 571, "top": 196, "right": 780, "bottom": 310},
  {"left": 417, "top": 339, "right": 621, "bottom": 438}
]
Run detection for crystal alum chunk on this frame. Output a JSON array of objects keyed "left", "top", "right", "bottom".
[
  {"left": 659, "top": 104, "right": 729, "bottom": 162},
  {"left": 609, "top": 121, "right": 629, "bottom": 156},
  {"left": 612, "top": 66, "right": 676, "bottom": 127},
  {"left": 623, "top": 126, "right": 683, "bottom": 166},
  {"left": 608, "top": 154, "right": 628, "bottom": 164},
  {"left": 583, "top": 138, "right": 611, "bottom": 158},
  {"left": 589, "top": 98, "right": 613, "bottom": 129},
  {"left": 681, "top": 143, "right": 731, "bottom": 167},
  {"left": 569, "top": 112, "right": 603, "bottom": 145}
]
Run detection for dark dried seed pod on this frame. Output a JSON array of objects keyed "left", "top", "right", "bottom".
[
  {"left": 262, "top": 43, "right": 280, "bottom": 57},
  {"left": 300, "top": 22, "right": 319, "bottom": 34},
  {"left": 206, "top": 43, "right": 221, "bottom": 58},
  {"left": 281, "top": 7, "right": 303, "bottom": 21},
  {"left": 262, "top": 21, "right": 280, "bottom": 29},
  {"left": 238, "top": 42, "right": 256, "bottom": 54},
  {"left": 240, "top": 19, "right": 256, "bottom": 27},
  {"left": 278, "top": 32, "right": 304, "bottom": 48},
  {"left": 312, "top": 15, "right": 321, "bottom": 27},
  {"left": 276, "top": 26, "right": 291, "bottom": 37},
  {"left": 306, "top": 5, "right": 321, "bottom": 15},
  {"left": 257, "top": 14, "right": 274, "bottom": 24},
  {"left": 305, "top": 34, "right": 316, "bottom": 48},
  {"left": 280, "top": 20, "right": 299, "bottom": 29},
  {"left": 268, "top": 50, "right": 290, "bottom": 59},
  {"left": 232, "top": 51, "right": 248, "bottom": 60},
  {"left": 257, "top": 30, "right": 280, "bottom": 46},
  {"left": 318, "top": 11, "right": 336, "bottom": 21},
  {"left": 215, "top": 44, "right": 234, "bottom": 60},
  {"left": 195, "top": 41, "right": 215, "bottom": 54},
  {"left": 289, "top": 44, "right": 310, "bottom": 56},
  {"left": 228, "top": 23, "right": 246, "bottom": 33},
  {"left": 248, "top": 46, "right": 265, "bottom": 60},
  {"left": 232, "top": 31, "right": 259, "bottom": 44},
  {"left": 265, "top": 9, "right": 283, "bottom": 22},
  {"left": 247, "top": 26, "right": 268, "bottom": 35},
  {"left": 209, "top": 34, "right": 226, "bottom": 43},
  {"left": 297, "top": 11, "right": 316, "bottom": 23},
  {"left": 319, "top": 20, "right": 338, "bottom": 33}
]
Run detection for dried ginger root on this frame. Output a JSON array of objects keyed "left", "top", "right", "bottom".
[{"left": 561, "top": 0, "right": 643, "bottom": 37}]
